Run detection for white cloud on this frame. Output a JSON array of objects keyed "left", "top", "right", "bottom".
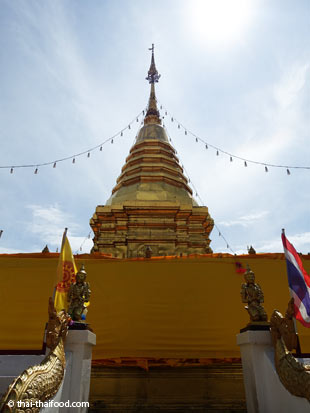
[
  {"left": 218, "top": 211, "right": 270, "bottom": 227},
  {"left": 274, "top": 63, "right": 309, "bottom": 109},
  {"left": 26, "top": 204, "right": 92, "bottom": 253},
  {"left": 254, "top": 232, "right": 310, "bottom": 254},
  {"left": 0, "top": 246, "right": 27, "bottom": 254}
]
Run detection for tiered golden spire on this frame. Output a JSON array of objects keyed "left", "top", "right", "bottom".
[
  {"left": 90, "top": 46, "right": 214, "bottom": 257},
  {"left": 144, "top": 44, "right": 161, "bottom": 125}
]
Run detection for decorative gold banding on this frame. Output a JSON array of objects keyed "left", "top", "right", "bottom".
[{"left": 112, "top": 175, "right": 192, "bottom": 195}]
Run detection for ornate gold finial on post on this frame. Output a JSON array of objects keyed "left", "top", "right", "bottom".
[
  {"left": 68, "top": 264, "right": 91, "bottom": 322},
  {"left": 241, "top": 265, "right": 268, "bottom": 323},
  {"left": 144, "top": 44, "right": 161, "bottom": 126}
]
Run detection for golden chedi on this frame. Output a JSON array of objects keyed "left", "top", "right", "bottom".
[{"left": 90, "top": 46, "right": 214, "bottom": 258}]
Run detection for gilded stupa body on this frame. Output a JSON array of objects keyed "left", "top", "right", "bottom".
[{"left": 90, "top": 47, "right": 214, "bottom": 258}]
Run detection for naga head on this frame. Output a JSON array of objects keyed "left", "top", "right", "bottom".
[{"left": 46, "top": 297, "right": 70, "bottom": 350}]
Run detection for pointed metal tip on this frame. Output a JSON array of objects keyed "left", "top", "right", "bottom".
[
  {"left": 146, "top": 44, "right": 160, "bottom": 84},
  {"left": 282, "top": 228, "right": 285, "bottom": 234}
]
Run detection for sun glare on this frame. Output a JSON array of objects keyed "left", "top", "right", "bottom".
[{"left": 188, "top": 0, "right": 253, "bottom": 49}]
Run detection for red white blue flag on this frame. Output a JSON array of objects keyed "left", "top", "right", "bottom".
[{"left": 282, "top": 230, "right": 310, "bottom": 327}]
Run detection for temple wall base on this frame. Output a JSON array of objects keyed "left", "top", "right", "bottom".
[{"left": 89, "top": 363, "right": 246, "bottom": 412}]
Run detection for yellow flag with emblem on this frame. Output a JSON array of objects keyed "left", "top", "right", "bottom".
[{"left": 54, "top": 228, "right": 77, "bottom": 313}]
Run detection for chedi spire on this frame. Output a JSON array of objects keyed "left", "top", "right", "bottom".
[
  {"left": 90, "top": 46, "right": 214, "bottom": 258},
  {"left": 144, "top": 44, "right": 161, "bottom": 125}
]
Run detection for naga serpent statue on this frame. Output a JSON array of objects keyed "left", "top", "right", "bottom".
[
  {"left": 270, "top": 297, "right": 310, "bottom": 401},
  {"left": 0, "top": 297, "right": 69, "bottom": 412}
]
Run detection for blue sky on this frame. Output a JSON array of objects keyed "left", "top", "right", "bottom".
[{"left": 1, "top": 0, "right": 310, "bottom": 254}]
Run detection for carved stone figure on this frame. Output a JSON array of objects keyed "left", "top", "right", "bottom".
[
  {"left": 145, "top": 246, "right": 152, "bottom": 258},
  {"left": 68, "top": 264, "right": 91, "bottom": 321},
  {"left": 241, "top": 266, "right": 268, "bottom": 322}
]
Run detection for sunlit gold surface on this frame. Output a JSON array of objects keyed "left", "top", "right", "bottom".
[
  {"left": 144, "top": 84, "right": 161, "bottom": 125},
  {"left": 107, "top": 134, "right": 194, "bottom": 205},
  {"left": 136, "top": 124, "right": 167, "bottom": 143},
  {"left": 90, "top": 126, "right": 213, "bottom": 258},
  {"left": 91, "top": 201, "right": 213, "bottom": 258}
]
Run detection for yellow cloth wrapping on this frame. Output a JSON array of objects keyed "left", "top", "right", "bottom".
[{"left": 1, "top": 253, "right": 310, "bottom": 359}]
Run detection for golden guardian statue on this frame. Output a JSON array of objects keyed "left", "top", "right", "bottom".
[
  {"left": 241, "top": 266, "right": 268, "bottom": 322},
  {"left": 68, "top": 264, "right": 91, "bottom": 321}
]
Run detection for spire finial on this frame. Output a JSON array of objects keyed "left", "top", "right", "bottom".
[
  {"left": 146, "top": 44, "right": 161, "bottom": 84},
  {"left": 144, "top": 44, "right": 161, "bottom": 125}
]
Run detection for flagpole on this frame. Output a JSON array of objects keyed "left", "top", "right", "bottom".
[
  {"left": 60, "top": 227, "right": 68, "bottom": 251},
  {"left": 53, "top": 228, "right": 68, "bottom": 302},
  {"left": 282, "top": 228, "right": 302, "bottom": 356}
]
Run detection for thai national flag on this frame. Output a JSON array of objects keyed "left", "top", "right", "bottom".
[{"left": 282, "top": 230, "right": 310, "bottom": 327}]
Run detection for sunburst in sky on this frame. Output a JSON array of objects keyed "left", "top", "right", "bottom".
[{"left": 187, "top": 0, "right": 254, "bottom": 49}]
